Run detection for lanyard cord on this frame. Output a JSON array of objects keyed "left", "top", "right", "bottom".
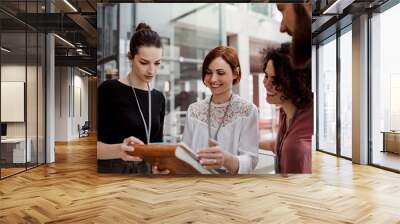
[
  {"left": 129, "top": 78, "right": 151, "bottom": 144},
  {"left": 207, "top": 94, "right": 233, "bottom": 142}
]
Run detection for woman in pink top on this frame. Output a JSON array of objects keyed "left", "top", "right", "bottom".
[{"left": 261, "top": 43, "right": 313, "bottom": 174}]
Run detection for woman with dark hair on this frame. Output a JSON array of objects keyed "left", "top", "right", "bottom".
[
  {"left": 260, "top": 43, "right": 313, "bottom": 174},
  {"left": 183, "top": 46, "right": 259, "bottom": 174},
  {"left": 97, "top": 23, "right": 167, "bottom": 174}
]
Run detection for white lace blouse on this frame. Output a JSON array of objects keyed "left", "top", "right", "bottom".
[{"left": 182, "top": 94, "right": 259, "bottom": 174}]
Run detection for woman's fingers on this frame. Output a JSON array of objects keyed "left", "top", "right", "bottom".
[
  {"left": 121, "top": 136, "right": 143, "bottom": 153},
  {"left": 201, "top": 161, "right": 223, "bottom": 169},
  {"left": 197, "top": 146, "right": 221, "bottom": 154},
  {"left": 198, "top": 155, "right": 224, "bottom": 168},
  {"left": 158, "top": 169, "right": 170, "bottom": 174},
  {"left": 152, "top": 166, "right": 170, "bottom": 174},
  {"left": 202, "top": 165, "right": 221, "bottom": 169},
  {"left": 121, "top": 154, "right": 143, "bottom": 162},
  {"left": 197, "top": 152, "right": 222, "bottom": 159},
  {"left": 121, "top": 144, "right": 134, "bottom": 152},
  {"left": 208, "top": 138, "right": 219, "bottom": 147},
  {"left": 120, "top": 138, "right": 143, "bottom": 161},
  {"left": 199, "top": 158, "right": 219, "bottom": 165},
  {"left": 124, "top": 136, "right": 144, "bottom": 145},
  {"left": 197, "top": 147, "right": 223, "bottom": 160},
  {"left": 120, "top": 148, "right": 143, "bottom": 161},
  {"left": 196, "top": 146, "right": 225, "bottom": 169}
]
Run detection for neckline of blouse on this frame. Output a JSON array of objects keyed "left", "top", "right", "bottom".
[{"left": 209, "top": 94, "right": 237, "bottom": 107}]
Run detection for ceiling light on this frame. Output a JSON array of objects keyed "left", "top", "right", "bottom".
[
  {"left": 1, "top": 47, "right": 11, "bottom": 53},
  {"left": 63, "top": 0, "right": 78, "bottom": 12},
  {"left": 54, "top": 34, "right": 75, "bottom": 48},
  {"left": 78, "top": 67, "right": 93, "bottom": 76},
  {"left": 322, "top": 0, "right": 354, "bottom": 15},
  {"left": 323, "top": 0, "right": 341, "bottom": 14}
]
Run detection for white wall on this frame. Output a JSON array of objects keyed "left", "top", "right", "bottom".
[
  {"left": 1, "top": 65, "right": 26, "bottom": 139},
  {"left": 72, "top": 73, "right": 89, "bottom": 138},
  {"left": 1, "top": 65, "right": 38, "bottom": 138},
  {"left": 1, "top": 63, "right": 46, "bottom": 164},
  {"left": 229, "top": 34, "right": 251, "bottom": 102},
  {"left": 54, "top": 67, "right": 89, "bottom": 141},
  {"left": 55, "top": 66, "right": 69, "bottom": 141},
  {"left": 1, "top": 65, "right": 26, "bottom": 81}
]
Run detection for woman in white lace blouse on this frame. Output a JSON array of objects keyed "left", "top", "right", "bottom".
[{"left": 183, "top": 46, "right": 259, "bottom": 174}]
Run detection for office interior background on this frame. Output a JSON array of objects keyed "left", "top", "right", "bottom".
[
  {"left": 0, "top": 0, "right": 399, "bottom": 176},
  {"left": 312, "top": 0, "right": 400, "bottom": 172},
  {"left": 0, "top": 0, "right": 399, "bottom": 222},
  {"left": 0, "top": 0, "right": 97, "bottom": 179}
]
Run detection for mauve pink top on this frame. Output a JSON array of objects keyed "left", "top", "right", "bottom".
[{"left": 274, "top": 102, "right": 313, "bottom": 174}]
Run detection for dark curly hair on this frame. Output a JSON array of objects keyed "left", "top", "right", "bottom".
[{"left": 262, "top": 43, "right": 312, "bottom": 108}]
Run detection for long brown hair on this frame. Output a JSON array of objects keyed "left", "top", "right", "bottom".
[{"left": 291, "top": 4, "right": 311, "bottom": 69}]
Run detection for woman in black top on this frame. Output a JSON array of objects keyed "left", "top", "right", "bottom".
[{"left": 97, "top": 23, "right": 167, "bottom": 174}]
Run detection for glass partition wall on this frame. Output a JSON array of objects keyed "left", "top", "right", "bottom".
[
  {"left": 158, "top": 3, "right": 223, "bottom": 142},
  {"left": 316, "top": 26, "right": 353, "bottom": 159},
  {"left": 339, "top": 27, "right": 352, "bottom": 159},
  {"left": 0, "top": 1, "right": 46, "bottom": 179},
  {"left": 315, "top": 0, "right": 400, "bottom": 172},
  {"left": 317, "top": 35, "right": 337, "bottom": 155},
  {"left": 370, "top": 2, "right": 400, "bottom": 172}
]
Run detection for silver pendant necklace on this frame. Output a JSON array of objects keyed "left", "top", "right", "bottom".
[
  {"left": 207, "top": 94, "right": 233, "bottom": 142},
  {"left": 129, "top": 76, "right": 151, "bottom": 144}
]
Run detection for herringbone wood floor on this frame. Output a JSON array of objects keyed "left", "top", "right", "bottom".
[{"left": 0, "top": 135, "right": 400, "bottom": 223}]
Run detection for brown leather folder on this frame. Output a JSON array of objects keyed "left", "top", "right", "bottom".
[{"left": 128, "top": 143, "right": 219, "bottom": 175}]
